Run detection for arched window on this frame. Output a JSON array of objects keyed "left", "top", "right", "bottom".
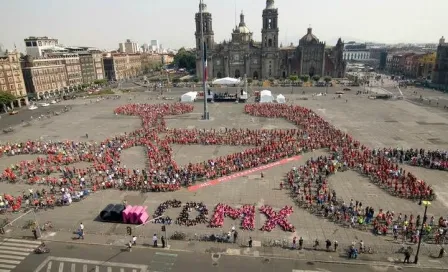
[
  {"left": 235, "top": 69, "right": 241, "bottom": 78},
  {"left": 253, "top": 71, "right": 258, "bottom": 79},
  {"left": 268, "top": 39, "right": 272, "bottom": 47},
  {"left": 217, "top": 72, "right": 222, "bottom": 78}
]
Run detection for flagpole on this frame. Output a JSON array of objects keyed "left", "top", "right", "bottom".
[{"left": 200, "top": 0, "right": 209, "bottom": 120}]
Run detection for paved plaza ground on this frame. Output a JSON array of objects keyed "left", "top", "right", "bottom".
[{"left": 1, "top": 85, "right": 448, "bottom": 268}]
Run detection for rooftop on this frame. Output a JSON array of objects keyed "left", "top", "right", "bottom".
[{"left": 24, "top": 36, "right": 57, "bottom": 41}]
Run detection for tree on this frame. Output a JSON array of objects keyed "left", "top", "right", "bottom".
[
  {"left": 300, "top": 75, "right": 310, "bottom": 82},
  {"left": 289, "top": 75, "right": 299, "bottom": 82},
  {"left": 94, "top": 79, "right": 107, "bottom": 86},
  {"left": 0, "top": 91, "right": 16, "bottom": 113},
  {"left": 174, "top": 48, "right": 196, "bottom": 71},
  {"left": 193, "top": 77, "right": 200, "bottom": 83},
  {"left": 312, "top": 75, "right": 321, "bottom": 82},
  {"left": 324, "top": 76, "right": 332, "bottom": 84},
  {"left": 172, "top": 78, "right": 181, "bottom": 84},
  {"left": 247, "top": 78, "right": 253, "bottom": 84}
]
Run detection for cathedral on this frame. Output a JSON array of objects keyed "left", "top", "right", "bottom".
[{"left": 195, "top": 0, "right": 346, "bottom": 80}]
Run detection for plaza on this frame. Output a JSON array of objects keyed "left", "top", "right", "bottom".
[{"left": 1, "top": 84, "right": 448, "bottom": 269}]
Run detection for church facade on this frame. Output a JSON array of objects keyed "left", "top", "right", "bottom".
[{"left": 195, "top": 0, "right": 346, "bottom": 80}]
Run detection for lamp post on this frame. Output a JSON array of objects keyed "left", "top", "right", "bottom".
[
  {"left": 414, "top": 200, "right": 431, "bottom": 264},
  {"left": 199, "top": 0, "right": 209, "bottom": 120}
]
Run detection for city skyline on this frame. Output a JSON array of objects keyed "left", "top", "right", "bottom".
[{"left": 0, "top": 0, "right": 446, "bottom": 52}]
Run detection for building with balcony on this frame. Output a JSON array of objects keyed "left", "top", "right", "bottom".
[
  {"left": 21, "top": 55, "right": 69, "bottom": 99},
  {"left": 103, "top": 53, "right": 143, "bottom": 81},
  {"left": 140, "top": 53, "right": 163, "bottom": 73},
  {"left": 0, "top": 50, "right": 28, "bottom": 108},
  {"left": 77, "top": 51, "right": 104, "bottom": 83},
  {"left": 58, "top": 54, "right": 82, "bottom": 87},
  {"left": 432, "top": 36, "right": 448, "bottom": 87}
]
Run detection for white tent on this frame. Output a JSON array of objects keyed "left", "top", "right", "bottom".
[
  {"left": 212, "top": 77, "right": 241, "bottom": 85},
  {"left": 181, "top": 91, "right": 198, "bottom": 102},
  {"left": 259, "top": 90, "right": 274, "bottom": 103},
  {"left": 276, "top": 94, "right": 286, "bottom": 104}
]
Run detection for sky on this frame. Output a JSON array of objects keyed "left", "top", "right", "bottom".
[{"left": 0, "top": 0, "right": 446, "bottom": 52}]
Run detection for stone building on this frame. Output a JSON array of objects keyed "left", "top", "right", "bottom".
[
  {"left": 140, "top": 53, "right": 163, "bottom": 72},
  {"left": 195, "top": 0, "right": 345, "bottom": 80},
  {"left": 58, "top": 54, "right": 83, "bottom": 87},
  {"left": 432, "top": 36, "right": 448, "bottom": 86},
  {"left": 0, "top": 50, "right": 28, "bottom": 107},
  {"left": 78, "top": 51, "right": 105, "bottom": 83},
  {"left": 21, "top": 55, "right": 68, "bottom": 99},
  {"left": 103, "top": 53, "right": 143, "bottom": 81}
]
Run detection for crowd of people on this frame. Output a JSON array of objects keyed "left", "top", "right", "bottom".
[
  {"left": 152, "top": 199, "right": 182, "bottom": 225},
  {"left": 209, "top": 204, "right": 255, "bottom": 230},
  {"left": 377, "top": 148, "right": 448, "bottom": 170},
  {"left": 259, "top": 205, "right": 295, "bottom": 232},
  {"left": 0, "top": 102, "right": 446, "bottom": 244},
  {"left": 175, "top": 202, "right": 208, "bottom": 226},
  {"left": 284, "top": 154, "right": 446, "bottom": 242}
]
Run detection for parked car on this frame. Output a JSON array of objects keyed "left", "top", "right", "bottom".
[
  {"left": 8, "top": 110, "right": 18, "bottom": 115},
  {"left": 343, "top": 87, "right": 351, "bottom": 91}
]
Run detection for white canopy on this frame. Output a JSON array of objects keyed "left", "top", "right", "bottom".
[
  {"left": 259, "top": 90, "right": 274, "bottom": 103},
  {"left": 212, "top": 77, "right": 241, "bottom": 85},
  {"left": 276, "top": 94, "right": 286, "bottom": 104},
  {"left": 181, "top": 91, "right": 197, "bottom": 102}
]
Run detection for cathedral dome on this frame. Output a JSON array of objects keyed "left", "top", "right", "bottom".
[
  {"left": 300, "top": 27, "right": 319, "bottom": 44},
  {"left": 235, "top": 25, "right": 251, "bottom": 34},
  {"left": 234, "top": 11, "right": 251, "bottom": 34}
]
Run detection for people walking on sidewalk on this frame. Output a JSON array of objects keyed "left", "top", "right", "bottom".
[
  {"left": 153, "top": 234, "right": 158, "bottom": 247},
  {"left": 77, "top": 223, "right": 84, "bottom": 239}
]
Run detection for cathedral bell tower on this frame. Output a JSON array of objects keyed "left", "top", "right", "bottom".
[
  {"left": 261, "top": 0, "right": 279, "bottom": 78},
  {"left": 194, "top": 1, "right": 214, "bottom": 80}
]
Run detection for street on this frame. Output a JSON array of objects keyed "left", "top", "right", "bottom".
[
  {"left": 5, "top": 239, "right": 435, "bottom": 272},
  {"left": 0, "top": 104, "right": 72, "bottom": 129}
]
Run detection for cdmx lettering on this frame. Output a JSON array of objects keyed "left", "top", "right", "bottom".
[{"left": 152, "top": 200, "right": 295, "bottom": 232}]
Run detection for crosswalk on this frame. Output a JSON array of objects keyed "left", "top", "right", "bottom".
[
  {"left": 34, "top": 257, "right": 149, "bottom": 272},
  {"left": 0, "top": 238, "right": 41, "bottom": 272},
  {"left": 148, "top": 252, "right": 178, "bottom": 272},
  {"left": 292, "top": 270, "right": 332, "bottom": 272}
]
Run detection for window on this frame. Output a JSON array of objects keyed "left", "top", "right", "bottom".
[
  {"left": 38, "top": 41, "right": 42, "bottom": 46},
  {"left": 9, "top": 84, "right": 14, "bottom": 90}
]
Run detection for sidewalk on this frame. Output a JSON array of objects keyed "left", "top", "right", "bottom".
[{"left": 4, "top": 229, "right": 448, "bottom": 270}]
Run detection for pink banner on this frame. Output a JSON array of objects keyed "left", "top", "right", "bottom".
[{"left": 188, "top": 155, "right": 301, "bottom": 192}]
